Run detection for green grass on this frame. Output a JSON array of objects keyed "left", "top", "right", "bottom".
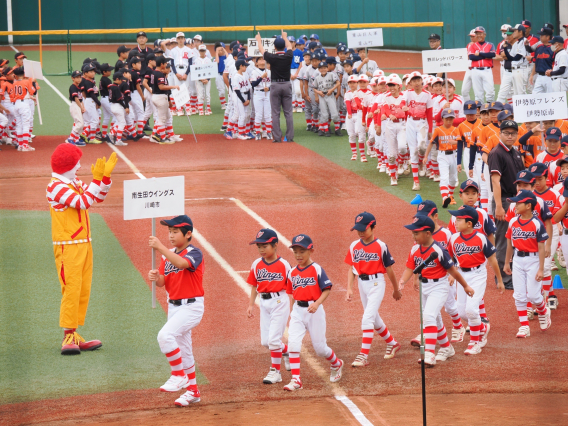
[{"left": 0, "top": 210, "right": 206, "bottom": 404}]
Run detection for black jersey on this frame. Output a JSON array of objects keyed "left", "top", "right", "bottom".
[
  {"left": 99, "top": 76, "right": 112, "bottom": 97},
  {"left": 69, "top": 83, "right": 83, "bottom": 102},
  {"left": 79, "top": 77, "right": 100, "bottom": 106}
]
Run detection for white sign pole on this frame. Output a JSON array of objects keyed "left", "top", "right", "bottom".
[
  {"left": 152, "top": 217, "right": 156, "bottom": 308},
  {"left": 7, "top": 0, "right": 13, "bottom": 45}
]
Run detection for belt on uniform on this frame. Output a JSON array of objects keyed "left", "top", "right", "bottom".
[
  {"left": 537, "top": 72, "right": 548, "bottom": 76},
  {"left": 273, "top": 79, "right": 289, "bottom": 82},
  {"left": 511, "top": 65, "right": 527, "bottom": 70},
  {"left": 359, "top": 273, "right": 380, "bottom": 281},
  {"left": 390, "top": 118, "right": 405, "bottom": 123},
  {"left": 460, "top": 265, "right": 482, "bottom": 272},
  {"left": 260, "top": 291, "right": 281, "bottom": 299},
  {"left": 411, "top": 117, "right": 426, "bottom": 121},
  {"left": 474, "top": 67, "right": 491, "bottom": 70},
  {"left": 297, "top": 301, "right": 310, "bottom": 307},
  {"left": 421, "top": 278, "right": 440, "bottom": 283},
  {"left": 563, "top": 228, "right": 568, "bottom": 235},
  {"left": 551, "top": 76, "right": 567, "bottom": 80},
  {"left": 515, "top": 251, "right": 537, "bottom": 257},
  {"left": 443, "top": 150, "right": 456, "bottom": 155},
  {"left": 168, "top": 298, "right": 196, "bottom": 306},
  {"left": 254, "top": 88, "right": 270, "bottom": 92},
  {"left": 504, "top": 69, "right": 512, "bottom": 73}
]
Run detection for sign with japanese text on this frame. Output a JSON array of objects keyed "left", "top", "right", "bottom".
[
  {"left": 171, "top": 84, "right": 190, "bottom": 108},
  {"left": 23, "top": 59, "right": 44, "bottom": 80},
  {"left": 347, "top": 29, "right": 384, "bottom": 49},
  {"left": 190, "top": 62, "right": 217, "bottom": 81},
  {"left": 248, "top": 38, "right": 276, "bottom": 57},
  {"left": 512, "top": 92, "right": 568, "bottom": 122},
  {"left": 124, "top": 176, "right": 185, "bottom": 220},
  {"left": 421, "top": 48, "right": 469, "bottom": 73}
]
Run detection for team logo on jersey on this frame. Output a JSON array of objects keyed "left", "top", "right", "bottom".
[
  {"left": 294, "top": 236, "right": 304, "bottom": 242},
  {"left": 256, "top": 231, "right": 264, "bottom": 238},
  {"left": 453, "top": 242, "right": 481, "bottom": 256},
  {"left": 356, "top": 215, "right": 363, "bottom": 222},
  {"left": 291, "top": 275, "right": 316, "bottom": 289},
  {"left": 163, "top": 261, "right": 183, "bottom": 276},
  {"left": 511, "top": 227, "right": 536, "bottom": 239},
  {"left": 256, "top": 268, "right": 284, "bottom": 282},
  {"left": 353, "top": 249, "right": 380, "bottom": 263}
]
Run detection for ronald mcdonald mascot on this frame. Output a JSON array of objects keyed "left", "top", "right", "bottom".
[{"left": 46, "top": 144, "right": 118, "bottom": 355}]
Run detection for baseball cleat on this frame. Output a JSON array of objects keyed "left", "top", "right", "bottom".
[
  {"left": 435, "top": 345, "right": 455, "bottom": 362},
  {"left": 361, "top": 155, "right": 368, "bottom": 163},
  {"left": 329, "top": 359, "right": 343, "bottom": 382},
  {"left": 318, "top": 130, "right": 325, "bottom": 136},
  {"left": 479, "top": 323, "right": 490, "bottom": 348},
  {"left": 412, "top": 182, "right": 421, "bottom": 191},
  {"left": 17, "top": 145, "right": 35, "bottom": 151},
  {"left": 384, "top": 342, "right": 401, "bottom": 359},
  {"left": 516, "top": 325, "right": 530, "bottom": 338},
  {"left": 403, "top": 165, "right": 410, "bottom": 175},
  {"left": 150, "top": 135, "right": 162, "bottom": 143},
  {"left": 379, "top": 164, "right": 386, "bottom": 173},
  {"left": 465, "top": 325, "right": 470, "bottom": 333},
  {"left": 220, "top": 126, "right": 227, "bottom": 132},
  {"left": 538, "top": 307, "right": 551, "bottom": 330},
  {"left": 390, "top": 177, "right": 398, "bottom": 186},
  {"left": 397, "top": 164, "right": 404, "bottom": 175},
  {"left": 370, "top": 151, "right": 377, "bottom": 158},
  {"left": 255, "top": 133, "right": 262, "bottom": 140},
  {"left": 159, "top": 138, "right": 175, "bottom": 145},
  {"left": 246, "top": 132, "right": 255, "bottom": 140},
  {"left": 325, "top": 131, "right": 331, "bottom": 137},
  {"left": 351, "top": 154, "right": 357, "bottom": 161},
  {"left": 464, "top": 342, "right": 482, "bottom": 355},
  {"left": 160, "top": 375, "right": 189, "bottom": 392},
  {"left": 351, "top": 354, "right": 369, "bottom": 367},
  {"left": 481, "top": 316, "right": 490, "bottom": 324},
  {"left": 451, "top": 326, "right": 466, "bottom": 343},
  {"left": 175, "top": 389, "right": 201, "bottom": 406},
  {"left": 433, "top": 174, "right": 441, "bottom": 182},
  {"left": 548, "top": 296, "right": 558, "bottom": 310},
  {"left": 527, "top": 308, "right": 535, "bottom": 320},
  {"left": 283, "top": 353, "right": 291, "bottom": 371},
  {"left": 283, "top": 378, "right": 303, "bottom": 391},
  {"left": 335, "top": 129, "right": 342, "bottom": 136},
  {"left": 558, "top": 248, "right": 566, "bottom": 267},
  {"left": 224, "top": 131, "right": 233, "bottom": 140},
  {"left": 442, "top": 196, "right": 451, "bottom": 208},
  {"left": 418, "top": 165, "right": 426, "bottom": 177},
  {"left": 449, "top": 196, "right": 457, "bottom": 205},
  {"left": 262, "top": 132, "right": 268, "bottom": 139},
  {"left": 410, "top": 334, "right": 422, "bottom": 347},
  {"left": 266, "top": 132, "right": 273, "bottom": 140},
  {"left": 198, "top": 111, "right": 204, "bottom": 116},
  {"left": 237, "top": 134, "right": 249, "bottom": 140},
  {"left": 263, "top": 368, "right": 282, "bottom": 384},
  {"left": 419, "top": 351, "right": 436, "bottom": 367},
  {"left": 306, "top": 125, "right": 312, "bottom": 131}
]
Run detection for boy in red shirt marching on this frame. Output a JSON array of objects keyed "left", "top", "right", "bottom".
[
  {"left": 399, "top": 216, "right": 474, "bottom": 367},
  {"left": 284, "top": 234, "right": 343, "bottom": 391},
  {"left": 345, "top": 212, "right": 402, "bottom": 367},
  {"left": 504, "top": 191, "right": 551, "bottom": 338},
  {"left": 247, "top": 229, "right": 292, "bottom": 385},
  {"left": 148, "top": 215, "right": 205, "bottom": 407}
]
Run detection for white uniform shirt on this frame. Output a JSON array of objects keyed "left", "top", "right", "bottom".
[
  {"left": 353, "top": 59, "right": 378, "bottom": 75},
  {"left": 250, "top": 68, "right": 271, "bottom": 91},
  {"left": 404, "top": 90, "right": 434, "bottom": 119},
  {"left": 169, "top": 46, "right": 193, "bottom": 72},
  {"left": 307, "top": 66, "right": 320, "bottom": 89},
  {"left": 553, "top": 49, "right": 568, "bottom": 78},
  {"left": 509, "top": 38, "right": 529, "bottom": 68},
  {"left": 231, "top": 73, "right": 251, "bottom": 97}
]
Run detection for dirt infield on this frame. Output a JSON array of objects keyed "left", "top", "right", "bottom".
[{"left": 1, "top": 135, "right": 566, "bottom": 425}]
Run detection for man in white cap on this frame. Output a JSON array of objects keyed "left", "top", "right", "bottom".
[
  {"left": 461, "top": 29, "right": 477, "bottom": 101},
  {"left": 165, "top": 32, "right": 193, "bottom": 115}
]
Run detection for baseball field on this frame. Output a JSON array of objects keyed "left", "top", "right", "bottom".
[{"left": 1, "top": 44, "right": 567, "bottom": 426}]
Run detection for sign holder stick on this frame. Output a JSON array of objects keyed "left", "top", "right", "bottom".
[
  {"left": 152, "top": 217, "right": 156, "bottom": 308},
  {"left": 419, "top": 274, "right": 427, "bottom": 426},
  {"left": 540, "top": 120, "right": 544, "bottom": 147},
  {"left": 445, "top": 78, "right": 449, "bottom": 103},
  {"left": 35, "top": 92, "right": 43, "bottom": 125},
  {"left": 184, "top": 109, "right": 199, "bottom": 143}
]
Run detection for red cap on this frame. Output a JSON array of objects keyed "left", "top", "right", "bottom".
[{"left": 51, "top": 143, "right": 82, "bottom": 174}]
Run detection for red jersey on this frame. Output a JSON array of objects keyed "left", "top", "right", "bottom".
[
  {"left": 381, "top": 92, "right": 407, "bottom": 121},
  {"left": 505, "top": 216, "right": 549, "bottom": 252},
  {"left": 345, "top": 238, "right": 395, "bottom": 275},
  {"left": 533, "top": 188, "right": 562, "bottom": 224},
  {"left": 159, "top": 245, "right": 204, "bottom": 299},
  {"left": 468, "top": 41, "right": 496, "bottom": 68},
  {"left": 247, "top": 256, "right": 291, "bottom": 293},
  {"left": 448, "top": 231, "right": 496, "bottom": 269},
  {"left": 406, "top": 242, "right": 454, "bottom": 280},
  {"left": 449, "top": 207, "right": 496, "bottom": 236},
  {"left": 432, "top": 227, "right": 452, "bottom": 249},
  {"left": 534, "top": 150, "right": 564, "bottom": 186},
  {"left": 404, "top": 89, "right": 434, "bottom": 131},
  {"left": 505, "top": 196, "right": 552, "bottom": 223},
  {"left": 286, "top": 262, "right": 332, "bottom": 301}
]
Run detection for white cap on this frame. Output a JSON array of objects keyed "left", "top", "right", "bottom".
[
  {"left": 386, "top": 75, "right": 402, "bottom": 86},
  {"left": 469, "top": 29, "right": 476, "bottom": 36},
  {"left": 358, "top": 74, "right": 369, "bottom": 82},
  {"left": 169, "top": 37, "right": 177, "bottom": 43},
  {"left": 348, "top": 74, "right": 359, "bottom": 83},
  {"left": 500, "top": 24, "right": 510, "bottom": 32},
  {"left": 376, "top": 76, "right": 387, "bottom": 85},
  {"left": 370, "top": 77, "right": 378, "bottom": 86},
  {"left": 445, "top": 78, "right": 456, "bottom": 87},
  {"left": 176, "top": 32, "right": 185, "bottom": 38},
  {"left": 198, "top": 44, "right": 207, "bottom": 51},
  {"left": 193, "top": 34, "right": 203, "bottom": 41},
  {"left": 373, "top": 69, "right": 384, "bottom": 77}
]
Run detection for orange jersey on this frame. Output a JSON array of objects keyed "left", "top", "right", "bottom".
[
  {"left": 430, "top": 125, "right": 460, "bottom": 151},
  {"left": 0, "top": 80, "right": 14, "bottom": 103},
  {"left": 478, "top": 122, "right": 500, "bottom": 151},
  {"left": 457, "top": 119, "right": 479, "bottom": 147},
  {"left": 13, "top": 78, "right": 36, "bottom": 101},
  {"left": 555, "top": 119, "right": 568, "bottom": 137}
]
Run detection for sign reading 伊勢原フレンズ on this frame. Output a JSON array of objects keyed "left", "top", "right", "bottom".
[{"left": 512, "top": 92, "right": 568, "bottom": 122}]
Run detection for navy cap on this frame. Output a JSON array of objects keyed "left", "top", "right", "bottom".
[
  {"left": 546, "top": 127, "right": 562, "bottom": 140},
  {"left": 71, "top": 70, "right": 82, "bottom": 78},
  {"left": 235, "top": 59, "right": 249, "bottom": 69},
  {"left": 325, "top": 56, "right": 337, "bottom": 65},
  {"left": 249, "top": 228, "right": 278, "bottom": 245},
  {"left": 500, "top": 120, "right": 518, "bottom": 131},
  {"left": 474, "top": 26, "right": 486, "bottom": 33},
  {"left": 344, "top": 59, "right": 354, "bottom": 66},
  {"left": 336, "top": 42, "right": 346, "bottom": 49},
  {"left": 556, "top": 156, "right": 568, "bottom": 167},
  {"left": 460, "top": 179, "right": 480, "bottom": 193},
  {"left": 415, "top": 200, "right": 438, "bottom": 217},
  {"left": 503, "top": 103, "right": 514, "bottom": 113},
  {"left": 544, "top": 22, "right": 554, "bottom": 30},
  {"left": 488, "top": 101, "right": 504, "bottom": 111},
  {"left": 129, "top": 56, "right": 141, "bottom": 64},
  {"left": 463, "top": 100, "right": 477, "bottom": 114},
  {"left": 303, "top": 50, "right": 312, "bottom": 57},
  {"left": 289, "top": 234, "right": 314, "bottom": 250},
  {"left": 529, "top": 162, "right": 549, "bottom": 177},
  {"left": 521, "top": 20, "right": 531, "bottom": 27},
  {"left": 82, "top": 63, "right": 96, "bottom": 72},
  {"left": 337, "top": 45, "right": 348, "bottom": 53},
  {"left": 474, "top": 100, "right": 482, "bottom": 108},
  {"left": 308, "top": 41, "right": 318, "bottom": 50},
  {"left": 449, "top": 206, "right": 479, "bottom": 227},
  {"left": 480, "top": 102, "right": 490, "bottom": 112},
  {"left": 318, "top": 61, "right": 328, "bottom": 68},
  {"left": 428, "top": 33, "right": 441, "bottom": 40},
  {"left": 537, "top": 27, "right": 553, "bottom": 36},
  {"left": 507, "top": 189, "right": 537, "bottom": 206},
  {"left": 274, "top": 37, "right": 286, "bottom": 49},
  {"left": 153, "top": 48, "right": 164, "bottom": 54},
  {"left": 351, "top": 212, "right": 377, "bottom": 231},
  {"left": 352, "top": 54, "right": 362, "bottom": 62},
  {"left": 514, "top": 170, "right": 535, "bottom": 184},
  {"left": 160, "top": 215, "right": 194, "bottom": 231},
  {"left": 497, "top": 110, "right": 513, "bottom": 121},
  {"left": 136, "top": 31, "right": 147, "bottom": 38},
  {"left": 441, "top": 108, "right": 455, "bottom": 118},
  {"left": 310, "top": 33, "right": 319, "bottom": 40},
  {"left": 551, "top": 36, "right": 565, "bottom": 45},
  {"left": 404, "top": 216, "right": 436, "bottom": 233},
  {"left": 514, "top": 24, "right": 526, "bottom": 33},
  {"left": 562, "top": 135, "right": 568, "bottom": 146}
]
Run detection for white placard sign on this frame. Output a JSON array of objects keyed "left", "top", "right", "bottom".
[
  {"left": 190, "top": 62, "right": 217, "bottom": 81},
  {"left": 124, "top": 176, "right": 185, "bottom": 220},
  {"left": 247, "top": 38, "right": 275, "bottom": 57},
  {"left": 512, "top": 92, "right": 568, "bottom": 122},
  {"left": 421, "top": 48, "right": 469, "bottom": 74},
  {"left": 171, "top": 84, "right": 190, "bottom": 108},
  {"left": 347, "top": 28, "right": 384, "bottom": 49},
  {"left": 23, "top": 59, "right": 44, "bottom": 80}
]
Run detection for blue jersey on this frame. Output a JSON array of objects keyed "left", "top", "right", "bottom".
[
  {"left": 534, "top": 45, "right": 554, "bottom": 74},
  {"left": 217, "top": 55, "right": 226, "bottom": 73},
  {"left": 291, "top": 49, "right": 303, "bottom": 69}
]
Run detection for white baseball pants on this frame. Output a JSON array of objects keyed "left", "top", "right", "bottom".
[
  {"left": 438, "top": 151, "right": 458, "bottom": 196},
  {"left": 288, "top": 301, "right": 333, "bottom": 358},
  {"left": 110, "top": 103, "right": 126, "bottom": 132},
  {"left": 291, "top": 71, "right": 301, "bottom": 105},
  {"left": 215, "top": 74, "right": 226, "bottom": 100},
  {"left": 443, "top": 283, "right": 459, "bottom": 319},
  {"left": 100, "top": 97, "right": 114, "bottom": 129},
  {"left": 158, "top": 297, "right": 204, "bottom": 370},
  {"left": 461, "top": 69, "right": 473, "bottom": 101},
  {"left": 2, "top": 101, "right": 15, "bottom": 126},
  {"left": 196, "top": 80, "right": 211, "bottom": 108},
  {"left": 0, "top": 112, "right": 8, "bottom": 129},
  {"left": 253, "top": 91, "right": 271, "bottom": 129},
  {"left": 69, "top": 102, "right": 84, "bottom": 135},
  {"left": 346, "top": 115, "right": 358, "bottom": 145},
  {"left": 512, "top": 254, "right": 544, "bottom": 312},
  {"left": 406, "top": 118, "right": 428, "bottom": 165},
  {"left": 544, "top": 226, "right": 559, "bottom": 279},
  {"left": 152, "top": 94, "right": 171, "bottom": 128},
  {"left": 497, "top": 70, "right": 514, "bottom": 103},
  {"left": 383, "top": 120, "right": 407, "bottom": 165},
  {"left": 259, "top": 293, "right": 290, "bottom": 350},
  {"left": 524, "top": 64, "right": 535, "bottom": 93},
  {"left": 532, "top": 75, "right": 553, "bottom": 94},
  {"left": 358, "top": 275, "right": 387, "bottom": 331},
  {"left": 482, "top": 167, "right": 494, "bottom": 216},
  {"left": 14, "top": 99, "right": 31, "bottom": 143},
  {"left": 552, "top": 78, "right": 568, "bottom": 93},
  {"left": 143, "top": 90, "right": 156, "bottom": 122},
  {"left": 511, "top": 68, "right": 528, "bottom": 95},
  {"left": 421, "top": 278, "right": 449, "bottom": 329},
  {"left": 319, "top": 94, "right": 339, "bottom": 123},
  {"left": 457, "top": 266, "right": 487, "bottom": 326},
  {"left": 355, "top": 111, "right": 366, "bottom": 143},
  {"left": 83, "top": 98, "right": 98, "bottom": 133},
  {"left": 471, "top": 68, "right": 495, "bottom": 103},
  {"left": 129, "top": 91, "right": 144, "bottom": 123},
  {"left": 26, "top": 98, "right": 35, "bottom": 133}
]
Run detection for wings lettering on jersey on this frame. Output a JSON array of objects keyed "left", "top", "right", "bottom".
[
  {"left": 511, "top": 227, "right": 536, "bottom": 239},
  {"left": 453, "top": 242, "right": 481, "bottom": 256},
  {"left": 256, "top": 268, "right": 284, "bottom": 282},
  {"left": 291, "top": 275, "right": 317, "bottom": 289},
  {"left": 163, "top": 262, "right": 184, "bottom": 276},
  {"left": 352, "top": 249, "right": 380, "bottom": 262}
]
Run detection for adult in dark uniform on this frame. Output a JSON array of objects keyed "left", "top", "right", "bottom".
[
  {"left": 428, "top": 33, "right": 445, "bottom": 78},
  {"left": 129, "top": 31, "right": 152, "bottom": 74},
  {"left": 255, "top": 30, "right": 294, "bottom": 143}
]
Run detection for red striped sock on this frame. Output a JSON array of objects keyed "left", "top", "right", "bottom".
[
  {"left": 359, "top": 142, "right": 365, "bottom": 155},
  {"left": 469, "top": 323, "right": 483, "bottom": 343},
  {"left": 376, "top": 324, "right": 396, "bottom": 345},
  {"left": 437, "top": 326, "right": 450, "bottom": 348},
  {"left": 542, "top": 276, "right": 552, "bottom": 296},
  {"left": 360, "top": 329, "right": 374, "bottom": 356},
  {"left": 165, "top": 348, "right": 184, "bottom": 376},
  {"left": 450, "top": 313, "right": 463, "bottom": 329},
  {"left": 517, "top": 307, "right": 529, "bottom": 326},
  {"left": 326, "top": 350, "right": 341, "bottom": 368},
  {"left": 479, "top": 299, "right": 487, "bottom": 319},
  {"left": 289, "top": 352, "right": 300, "bottom": 380},
  {"left": 423, "top": 325, "right": 437, "bottom": 353},
  {"left": 412, "top": 162, "right": 419, "bottom": 181},
  {"left": 184, "top": 364, "right": 197, "bottom": 387},
  {"left": 534, "top": 299, "right": 547, "bottom": 315},
  {"left": 271, "top": 349, "right": 282, "bottom": 371},
  {"left": 440, "top": 186, "right": 449, "bottom": 199}
]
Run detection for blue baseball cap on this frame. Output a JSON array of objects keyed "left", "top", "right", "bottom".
[
  {"left": 460, "top": 179, "right": 480, "bottom": 193},
  {"left": 325, "top": 56, "right": 337, "bottom": 65},
  {"left": 449, "top": 205, "right": 479, "bottom": 226},
  {"left": 507, "top": 189, "right": 537, "bottom": 206},
  {"left": 235, "top": 59, "right": 249, "bottom": 69},
  {"left": 546, "top": 127, "right": 562, "bottom": 140},
  {"left": 474, "top": 26, "right": 486, "bottom": 33},
  {"left": 351, "top": 212, "right": 376, "bottom": 231},
  {"left": 561, "top": 135, "right": 568, "bottom": 147},
  {"left": 551, "top": 36, "right": 564, "bottom": 45},
  {"left": 404, "top": 216, "right": 436, "bottom": 232},
  {"left": 160, "top": 215, "right": 193, "bottom": 231},
  {"left": 529, "top": 162, "right": 549, "bottom": 177},
  {"left": 463, "top": 100, "right": 477, "bottom": 114},
  {"left": 249, "top": 228, "right": 278, "bottom": 245},
  {"left": 497, "top": 110, "right": 513, "bottom": 121},
  {"left": 308, "top": 41, "right": 318, "bottom": 50},
  {"left": 297, "top": 38, "right": 305, "bottom": 45},
  {"left": 337, "top": 45, "right": 348, "bottom": 53},
  {"left": 514, "top": 170, "right": 535, "bottom": 184},
  {"left": 310, "top": 33, "right": 319, "bottom": 40},
  {"left": 288, "top": 35, "right": 296, "bottom": 42},
  {"left": 503, "top": 103, "right": 514, "bottom": 114},
  {"left": 289, "top": 234, "right": 314, "bottom": 250},
  {"left": 344, "top": 59, "right": 354, "bottom": 66},
  {"left": 415, "top": 200, "right": 438, "bottom": 217},
  {"left": 556, "top": 156, "right": 568, "bottom": 167},
  {"left": 488, "top": 101, "right": 504, "bottom": 111},
  {"left": 336, "top": 42, "right": 346, "bottom": 49},
  {"left": 274, "top": 37, "right": 286, "bottom": 49},
  {"left": 299, "top": 34, "right": 307, "bottom": 41},
  {"left": 352, "top": 54, "right": 361, "bottom": 62}
]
